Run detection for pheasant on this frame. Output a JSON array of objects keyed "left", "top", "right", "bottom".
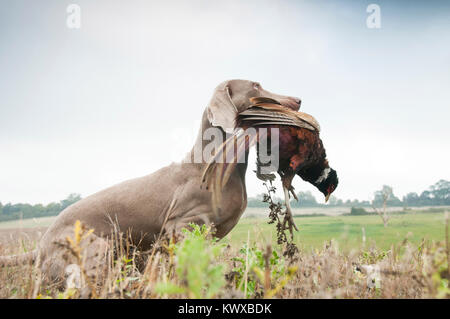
[{"left": 201, "top": 97, "right": 338, "bottom": 235}]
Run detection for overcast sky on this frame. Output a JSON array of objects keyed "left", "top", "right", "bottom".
[{"left": 0, "top": 0, "right": 449, "bottom": 205}]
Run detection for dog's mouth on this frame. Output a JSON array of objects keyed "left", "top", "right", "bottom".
[
  {"left": 249, "top": 96, "right": 301, "bottom": 111},
  {"left": 279, "top": 98, "right": 301, "bottom": 111}
]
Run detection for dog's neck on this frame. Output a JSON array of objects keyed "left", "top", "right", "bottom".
[{"left": 185, "top": 110, "right": 249, "bottom": 180}]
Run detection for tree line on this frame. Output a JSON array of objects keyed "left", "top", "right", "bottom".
[
  {"left": 0, "top": 193, "right": 81, "bottom": 222},
  {"left": 247, "top": 179, "right": 450, "bottom": 208},
  {"left": 0, "top": 180, "right": 448, "bottom": 222}
]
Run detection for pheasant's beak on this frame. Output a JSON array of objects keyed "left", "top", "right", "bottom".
[{"left": 325, "top": 193, "right": 331, "bottom": 203}]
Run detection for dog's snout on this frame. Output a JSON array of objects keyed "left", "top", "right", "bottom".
[
  {"left": 291, "top": 97, "right": 301, "bottom": 105},
  {"left": 280, "top": 97, "right": 301, "bottom": 111}
]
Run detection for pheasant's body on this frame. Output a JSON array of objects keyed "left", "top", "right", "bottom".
[
  {"left": 202, "top": 97, "right": 338, "bottom": 235},
  {"left": 247, "top": 125, "right": 326, "bottom": 180},
  {"left": 235, "top": 98, "right": 332, "bottom": 190}
]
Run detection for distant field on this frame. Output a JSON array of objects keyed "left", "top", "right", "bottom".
[
  {"left": 243, "top": 206, "right": 350, "bottom": 217},
  {"left": 0, "top": 216, "right": 57, "bottom": 229},
  {"left": 226, "top": 211, "right": 448, "bottom": 251},
  {"left": 0, "top": 208, "right": 448, "bottom": 252},
  {"left": 243, "top": 205, "right": 450, "bottom": 218}
]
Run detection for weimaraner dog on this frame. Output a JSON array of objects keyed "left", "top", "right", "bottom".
[{"left": 0, "top": 79, "right": 301, "bottom": 283}]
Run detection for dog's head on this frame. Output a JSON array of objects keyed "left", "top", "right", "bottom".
[{"left": 207, "top": 79, "right": 301, "bottom": 132}]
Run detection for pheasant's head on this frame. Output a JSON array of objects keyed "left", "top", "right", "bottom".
[
  {"left": 315, "top": 168, "right": 338, "bottom": 202},
  {"left": 298, "top": 163, "right": 339, "bottom": 202}
]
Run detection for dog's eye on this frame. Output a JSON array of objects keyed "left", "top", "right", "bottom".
[{"left": 254, "top": 83, "right": 261, "bottom": 90}]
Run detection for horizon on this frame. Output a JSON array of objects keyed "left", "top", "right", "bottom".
[{"left": 1, "top": 178, "right": 447, "bottom": 206}]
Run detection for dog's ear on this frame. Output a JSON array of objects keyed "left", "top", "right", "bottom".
[{"left": 207, "top": 84, "right": 238, "bottom": 133}]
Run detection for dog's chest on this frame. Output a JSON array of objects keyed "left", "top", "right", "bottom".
[{"left": 212, "top": 178, "right": 247, "bottom": 238}]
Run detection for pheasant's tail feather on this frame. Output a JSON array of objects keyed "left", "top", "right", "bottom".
[
  {"left": 239, "top": 101, "right": 321, "bottom": 132},
  {"left": 249, "top": 97, "right": 282, "bottom": 105},
  {"left": 201, "top": 128, "right": 260, "bottom": 214}
]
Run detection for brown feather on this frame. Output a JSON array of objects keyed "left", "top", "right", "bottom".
[{"left": 238, "top": 103, "right": 320, "bottom": 132}]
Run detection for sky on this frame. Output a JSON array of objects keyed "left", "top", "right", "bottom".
[{"left": 0, "top": 0, "right": 449, "bottom": 205}]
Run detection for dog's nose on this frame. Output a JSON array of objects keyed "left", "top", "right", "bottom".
[
  {"left": 279, "top": 97, "right": 301, "bottom": 111},
  {"left": 293, "top": 97, "right": 301, "bottom": 106},
  {"left": 289, "top": 97, "right": 301, "bottom": 110}
]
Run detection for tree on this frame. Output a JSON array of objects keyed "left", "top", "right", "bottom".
[
  {"left": 372, "top": 185, "right": 393, "bottom": 227},
  {"left": 45, "top": 202, "right": 62, "bottom": 213},
  {"left": 2, "top": 203, "right": 14, "bottom": 215},
  {"left": 360, "top": 200, "right": 371, "bottom": 206},
  {"left": 429, "top": 179, "right": 450, "bottom": 205},
  {"left": 403, "top": 192, "right": 420, "bottom": 207},
  {"left": 373, "top": 185, "right": 402, "bottom": 206},
  {"left": 292, "top": 191, "right": 317, "bottom": 207},
  {"left": 60, "top": 193, "right": 82, "bottom": 210},
  {"left": 0, "top": 195, "right": 84, "bottom": 222},
  {"left": 419, "top": 190, "right": 432, "bottom": 206}
]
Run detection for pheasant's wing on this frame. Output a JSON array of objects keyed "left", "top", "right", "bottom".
[
  {"left": 249, "top": 97, "right": 282, "bottom": 105},
  {"left": 201, "top": 127, "right": 265, "bottom": 214},
  {"left": 237, "top": 103, "right": 320, "bottom": 132}
]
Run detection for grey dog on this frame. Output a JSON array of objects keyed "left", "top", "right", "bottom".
[{"left": 0, "top": 79, "right": 301, "bottom": 283}]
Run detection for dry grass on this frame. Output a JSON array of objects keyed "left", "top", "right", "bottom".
[{"left": 0, "top": 218, "right": 448, "bottom": 299}]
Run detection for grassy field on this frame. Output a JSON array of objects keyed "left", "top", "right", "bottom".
[
  {"left": 0, "top": 209, "right": 447, "bottom": 252},
  {"left": 0, "top": 208, "right": 448, "bottom": 299},
  {"left": 226, "top": 211, "right": 447, "bottom": 252}
]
